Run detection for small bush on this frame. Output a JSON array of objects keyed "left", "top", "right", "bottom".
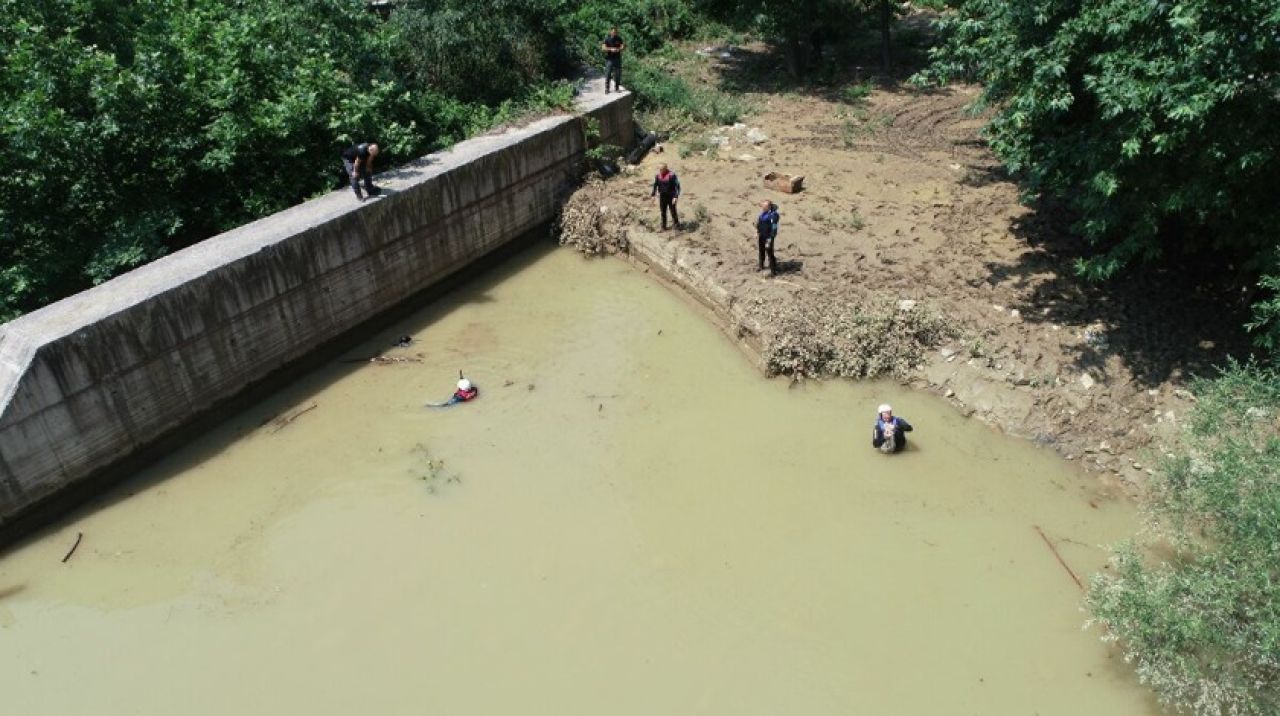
[
  {"left": 841, "top": 80, "right": 873, "bottom": 104},
  {"left": 753, "top": 295, "right": 957, "bottom": 379},
  {"left": 810, "top": 207, "right": 866, "bottom": 232},
  {"left": 911, "top": 0, "right": 951, "bottom": 11},
  {"left": 678, "top": 136, "right": 717, "bottom": 159},
  {"left": 629, "top": 58, "right": 751, "bottom": 133},
  {"left": 1245, "top": 273, "right": 1280, "bottom": 353},
  {"left": 840, "top": 120, "right": 861, "bottom": 148}
]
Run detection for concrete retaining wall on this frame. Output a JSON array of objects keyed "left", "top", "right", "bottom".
[{"left": 0, "top": 82, "right": 632, "bottom": 531}]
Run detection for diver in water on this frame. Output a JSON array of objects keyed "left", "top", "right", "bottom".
[
  {"left": 872, "top": 403, "right": 913, "bottom": 453},
  {"left": 427, "top": 377, "right": 479, "bottom": 408}
]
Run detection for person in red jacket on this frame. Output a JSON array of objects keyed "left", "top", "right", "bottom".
[
  {"left": 650, "top": 163, "right": 682, "bottom": 230},
  {"left": 427, "top": 377, "right": 479, "bottom": 408},
  {"left": 452, "top": 378, "right": 478, "bottom": 403}
]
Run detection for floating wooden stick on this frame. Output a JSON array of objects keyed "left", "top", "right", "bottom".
[
  {"left": 269, "top": 403, "right": 318, "bottom": 434},
  {"left": 61, "top": 532, "right": 83, "bottom": 563},
  {"left": 1034, "top": 525, "right": 1084, "bottom": 591},
  {"left": 341, "top": 355, "right": 421, "bottom": 365}
]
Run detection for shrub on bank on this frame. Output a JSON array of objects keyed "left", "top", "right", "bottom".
[
  {"left": 756, "top": 295, "right": 957, "bottom": 379},
  {"left": 1087, "top": 361, "right": 1280, "bottom": 716},
  {"left": 628, "top": 60, "right": 752, "bottom": 132}
]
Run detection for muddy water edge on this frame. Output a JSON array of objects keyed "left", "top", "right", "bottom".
[{"left": 0, "top": 242, "right": 1161, "bottom": 715}]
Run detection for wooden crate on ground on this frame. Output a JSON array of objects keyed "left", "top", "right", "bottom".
[{"left": 763, "top": 172, "right": 804, "bottom": 193}]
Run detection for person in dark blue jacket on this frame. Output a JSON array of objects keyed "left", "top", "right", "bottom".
[
  {"left": 872, "top": 403, "right": 913, "bottom": 453},
  {"left": 756, "top": 200, "right": 780, "bottom": 275}
]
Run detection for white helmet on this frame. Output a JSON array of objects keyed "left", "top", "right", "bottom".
[
  {"left": 877, "top": 404, "right": 892, "bottom": 415},
  {"left": 457, "top": 378, "right": 472, "bottom": 391}
]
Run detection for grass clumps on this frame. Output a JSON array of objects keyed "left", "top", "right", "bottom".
[
  {"left": 841, "top": 80, "right": 874, "bottom": 104},
  {"left": 678, "top": 136, "right": 719, "bottom": 159},
  {"left": 1087, "top": 360, "right": 1280, "bottom": 716},
  {"left": 410, "top": 443, "right": 461, "bottom": 495},
  {"left": 629, "top": 58, "right": 752, "bottom": 136},
  {"left": 810, "top": 207, "right": 866, "bottom": 232},
  {"left": 752, "top": 294, "right": 957, "bottom": 379}
]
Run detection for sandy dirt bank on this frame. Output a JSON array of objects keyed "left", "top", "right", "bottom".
[{"left": 560, "top": 43, "right": 1246, "bottom": 491}]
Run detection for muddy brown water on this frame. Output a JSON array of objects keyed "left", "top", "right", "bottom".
[{"left": 0, "top": 245, "right": 1161, "bottom": 715}]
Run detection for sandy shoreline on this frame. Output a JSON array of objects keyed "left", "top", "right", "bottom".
[{"left": 560, "top": 52, "right": 1246, "bottom": 491}]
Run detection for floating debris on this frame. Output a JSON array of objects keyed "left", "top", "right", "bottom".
[
  {"left": 410, "top": 443, "right": 461, "bottom": 495},
  {"left": 267, "top": 402, "right": 318, "bottom": 434},
  {"left": 61, "top": 532, "right": 84, "bottom": 563},
  {"left": 557, "top": 178, "right": 630, "bottom": 255}
]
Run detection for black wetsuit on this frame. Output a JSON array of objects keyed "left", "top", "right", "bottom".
[
  {"left": 603, "top": 34, "right": 624, "bottom": 90},
  {"left": 341, "top": 143, "right": 378, "bottom": 199},
  {"left": 651, "top": 171, "right": 681, "bottom": 229}
]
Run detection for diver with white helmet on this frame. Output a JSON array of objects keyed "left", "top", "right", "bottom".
[
  {"left": 426, "top": 373, "right": 479, "bottom": 408},
  {"left": 872, "top": 403, "right": 913, "bottom": 453}
]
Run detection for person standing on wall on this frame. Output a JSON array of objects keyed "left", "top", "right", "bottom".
[
  {"left": 650, "top": 163, "right": 682, "bottom": 230},
  {"left": 341, "top": 141, "right": 381, "bottom": 201},
  {"left": 756, "top": 199, "right": 780, "bottom": 276},
  {"left": 602, "top": 27, "right": 625, "bottom": 93}
]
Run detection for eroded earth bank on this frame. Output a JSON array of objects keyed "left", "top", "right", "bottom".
[{"left": 561, "top": 42, "right": 1247, "bottom": 492}]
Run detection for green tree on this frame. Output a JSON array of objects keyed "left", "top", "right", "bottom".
[
  {"left": 0, "top": 0, "right": 725, "bottom": 321},
  {"left": 918, "top": 1, "right": 1280, "bottom": 286},
  {"left": 389, "top": 0, "right": 570, "bottom": 106},
  {"left": 0, "top": 0, "right": 415, "bottom": 319},
  {"left": 701, "top": 0, "right": 868, "bottom": 76},
  {"left": 0, "top": 0, "right": 596, "bottom": 321},
  {"left": 1088, "top": 361, "right": 1280, "bottom": 715}
]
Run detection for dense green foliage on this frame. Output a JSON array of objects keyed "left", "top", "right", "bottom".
[
  {"left": 1247, "top": 274, "right": 1280, "bottom": 352},
  {"left": 918, "top": 1, "right": 1280, "bottom": 315},
  {"left": 390, "top": 0, "right": 569, "bottom": 106},
  {"left": 702, "top": 0, "right": 895, "bottom": 75},
  {"left": 915, "top": 5, "right": 1280, "bottom": 707},
  {"left": 0, "top": 0, "right": 711, "bottom": 321},
  {"left": 629, "top": 49, "right": 752, "bottom": 130},
  {"left": 1088, "top": 362, "right": 1280, "bottom": 715}
]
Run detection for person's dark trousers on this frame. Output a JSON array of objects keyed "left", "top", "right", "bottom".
[
  {"left": 758, "top": 236, "right": 777, "bottom": 274},
  {"left": 659, "top": 194, "right": 680, "bottom": 229},
  {"left": 342, "top": 158, "right": 378, "bottom": 199},
  {"left": 605, "top": 60, "right": 622, "bottom": 91}
]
